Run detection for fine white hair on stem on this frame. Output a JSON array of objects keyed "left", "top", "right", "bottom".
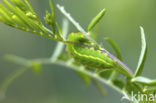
[
  {"left": 57, "top": 4, "right": 87, "bottom": 34},
  {"left": 57, "top": 4, "right": 98, "bottom": 44}
]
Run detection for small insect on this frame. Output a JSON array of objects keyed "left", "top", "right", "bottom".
[{"left": 66, "top": 32, "right": 117, "bottom": 69}]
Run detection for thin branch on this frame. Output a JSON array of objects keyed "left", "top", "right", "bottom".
[
  {"left": 56, "top": 4, "right": 86, "bottom": 34},
  {"left": 2, "top": 55, "right": 125, "bottom": 96}
]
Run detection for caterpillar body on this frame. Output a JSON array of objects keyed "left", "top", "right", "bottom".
[{"left": 66, "top": 32, "right": 117, "bottom": 69}]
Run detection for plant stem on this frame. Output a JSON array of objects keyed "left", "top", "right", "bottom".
[{"left": 3, "top": 55, "right": 125, "bottom": 96}]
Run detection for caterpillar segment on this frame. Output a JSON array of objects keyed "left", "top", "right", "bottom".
[{"left": 66, "top": 32, "right": 117, "bottom": 69}]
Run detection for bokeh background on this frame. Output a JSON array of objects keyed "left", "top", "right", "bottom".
[{"left": 0, "top": 0, "right": 156, "bottom": 103}]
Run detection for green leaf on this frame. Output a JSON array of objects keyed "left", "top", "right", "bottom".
[
  {"left": 3, "top": 0, "right": 53, "bottom": 37},
  {"left": 0, "top": 4, "right": 12, "bottom": 17},
  {"left": 132, "top": 76, "right": 156, "bottom": 86},
  {"left": 24, "top": 0, "right": 36, "bottom": 14},
  {"left": 56, "top": 22, "right": 63, "bottom": 36},
  {"left": 23, "top": 0, "right": 41, "bottom": 24},
  {"left": 10, "top": 0, "right": 28, "bottom": 12},
  {"left": 49, "top": 0, "right": 63, "bottom": 40},
  {"left": 105, "top": 37, "right": 122, "bottom": 61},
  {"left": 0, "top": 6, "right": 14, "bottom": 25},
  {"left": 15, "top": 8, "right": 40, "bottom": 30},
  {"left": 134, "top": 26, "right": 147, "bottom": 77},
  {"left": 12, "top": 15, "right": 27, "bottom": 27},
  {"left": 3, "top": 0, "right": 34, "bottom": 29},
  {"left": 88, "top": 9, "right": 106, "bottom": 32},
  {"left": 49, "top": 0, "right": 56, "bottom": 34}
]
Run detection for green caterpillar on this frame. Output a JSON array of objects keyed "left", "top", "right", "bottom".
[{"left": 66, "top": 32, "right": 117, "bottom": 69}]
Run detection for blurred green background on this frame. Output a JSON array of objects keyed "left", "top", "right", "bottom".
[{"left": 0, "top": 0, "right": 156, "bottom": 103}]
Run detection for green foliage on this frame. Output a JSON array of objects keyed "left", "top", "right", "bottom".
[
  {"left": 0, "top": 0, "right": 155, "bottom": 103},
  {"left": 49, "top": 0, "right": 56, "bottom": 34},
  {"left": 0, "top": 0, "right": 64, "bottom": 41},
  {"left": 134, "top": 26, "right": 147, "bottom": 77},
  {"left": 132, "top": 76, "right": 156, "bottom": 86},
  {"left": 88, "top": 9, "right": 106, "bottom": 32},
  {"left": 105, "top": 37, "right": 123, "bottom": 60}
]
